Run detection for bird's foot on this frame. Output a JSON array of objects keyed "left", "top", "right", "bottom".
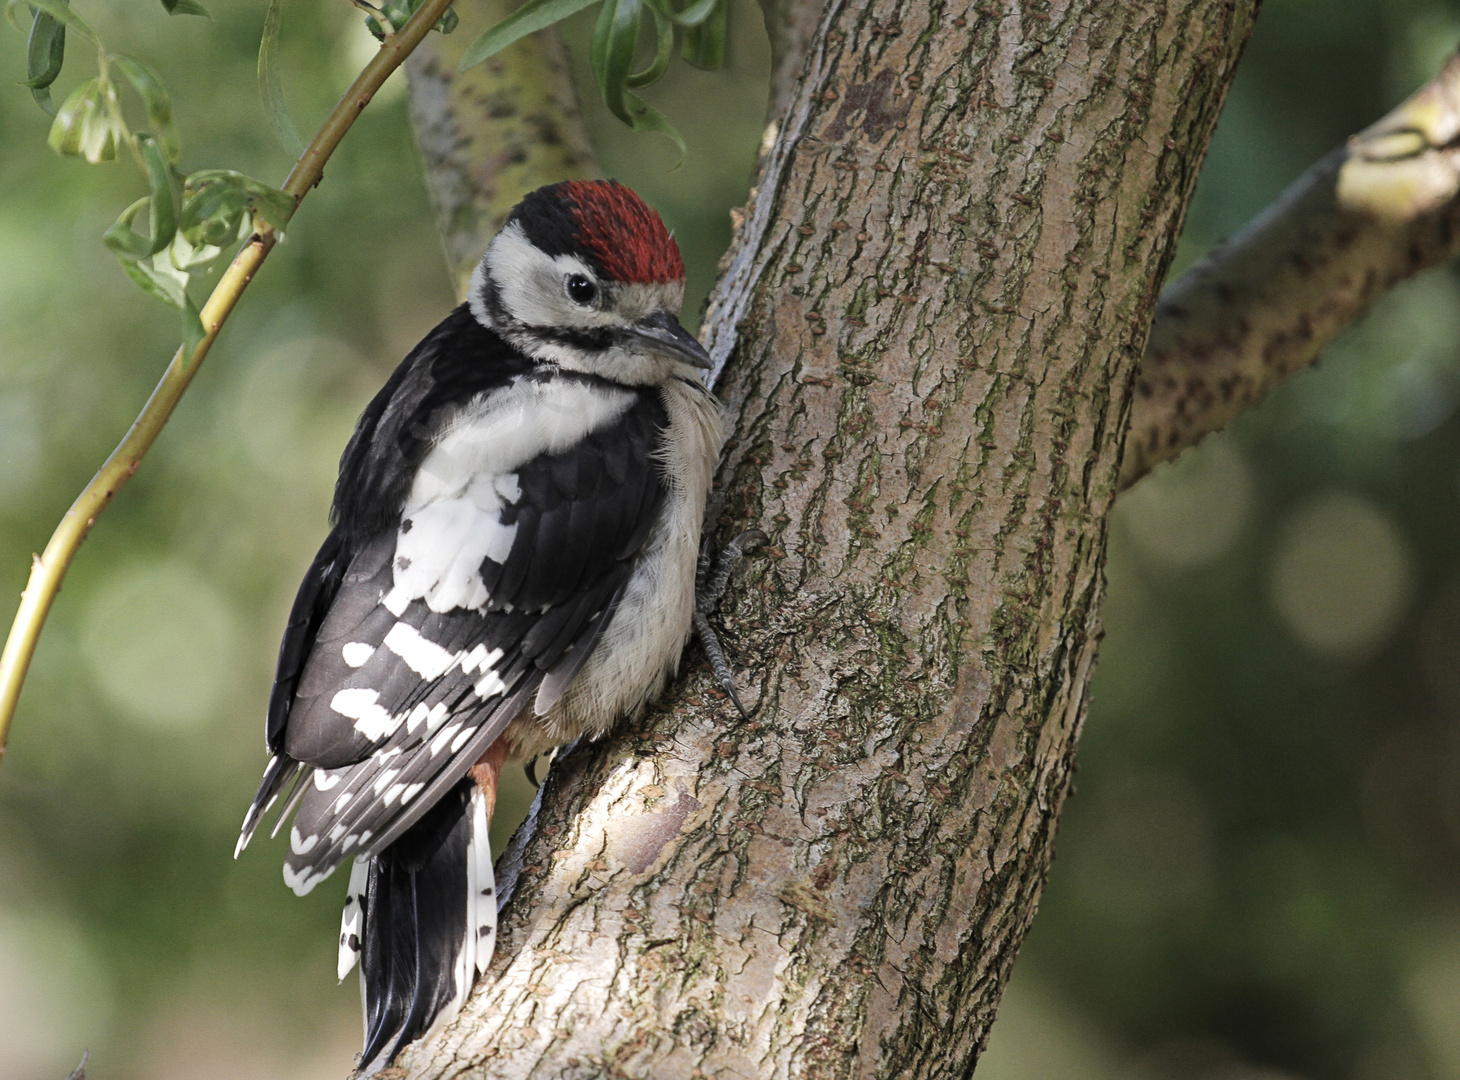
[{"left": 694, "top": 529, "right": 768, "bottom": 719}]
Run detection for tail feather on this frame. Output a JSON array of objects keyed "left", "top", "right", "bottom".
[
  {"left": 339, "top": 858, "right": 369, "bottom": 981},
  {"left": 235, "top": 755, "right": 304, "bottom": 858},
  {"left": 355, "top": 778, "right": 496, "bottom": 1074}
]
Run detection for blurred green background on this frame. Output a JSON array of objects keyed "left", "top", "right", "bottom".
[{"left": 0, "top": 1, "right": 1456, "bottom": 1077}]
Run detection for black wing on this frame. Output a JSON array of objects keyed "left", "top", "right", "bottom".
[
  {"left": 239, "top": 307, "right": 533, "bottom": 845},
  {"left": 272, "top": 386, "right": 669, "bottom": 893}
]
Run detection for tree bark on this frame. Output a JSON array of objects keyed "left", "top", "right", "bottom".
[{"left": 394, "top": 2, "right": 1257, "bottom": 1078}]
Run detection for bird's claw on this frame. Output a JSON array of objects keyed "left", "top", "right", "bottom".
[{"left": 694, "top": 529, "right": 767, "bottom": 719}]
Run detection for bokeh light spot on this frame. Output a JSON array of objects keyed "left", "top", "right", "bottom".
[
  {"left": 0, "top": 905, "right": 113, "bottom": 1080},
  {"left": 1118, "top": 438, "right": 1252, "bottom": 569},
  {"left": 81, "top": 561, "right": 242, "bottom": 730},
  {"left": 1268, "top": 492, "right": 1412, "bottom": 656}
]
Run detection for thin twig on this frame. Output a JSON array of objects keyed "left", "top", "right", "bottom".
[{"left": 0, "top": 0, "right": 458, "bottom": 766}]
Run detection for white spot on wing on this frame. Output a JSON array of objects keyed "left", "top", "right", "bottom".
[
  {"left": 284, "top": 862, "right": 328, "bottom": 897},
  {"left": 290, "top": 825, "right": 319, "bottom": 855},
  {"left": 430, "top": 722, "right": 462, "bottom": 756},
  {"left": 461, "top": 645, "right": 504, "bottom": 675},
  {"left": 383, "top": 621, "right": 459, "bottom": 679},
  {"left": 342, "top": 641, "right": 375, "bottom": 668},
  {"left": 474, "top": 669, "right": 507, "bottom": 699},
  {"left": 381, "top": 585, "right": 410, "bottom": 617},
  {"left": 329, "top": 688, "right": 400, "bottom": 741},
  {"left": 313, "top": 770, "right": 343, "bottom": 791}
]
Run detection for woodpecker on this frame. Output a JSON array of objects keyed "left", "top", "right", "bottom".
[{"left": 235, "top": 180, "right": 725, "bottom": 1072}]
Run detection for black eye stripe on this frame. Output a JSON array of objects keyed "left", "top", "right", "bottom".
[{"left": 565, "top": 274, "right": 597, "bottom": 305}]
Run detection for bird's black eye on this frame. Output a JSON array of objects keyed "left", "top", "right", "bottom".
[{"left": 565, "top": 273, "right": 597, "bottom": 306}]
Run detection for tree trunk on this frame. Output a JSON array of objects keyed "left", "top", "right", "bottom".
[{"left": 396, "top": 2, "right": 1258, "bottom": 1077}]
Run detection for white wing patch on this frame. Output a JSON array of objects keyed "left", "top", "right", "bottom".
[
  {"left": 384, "top": 376, "right": 634, "bottom": 616},
  {"left": 342, "top": 642, "right": 375, "bottom": 668}
]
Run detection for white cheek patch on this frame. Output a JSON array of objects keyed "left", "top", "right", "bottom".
[{"left": 480, "top": 223, "right": 606, "bottom": 330}]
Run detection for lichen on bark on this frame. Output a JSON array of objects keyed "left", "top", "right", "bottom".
[{"left": 395, "top": 2, "right": 1258, "bottom": 1078}]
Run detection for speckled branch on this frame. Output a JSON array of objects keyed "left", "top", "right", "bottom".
[
  {"left": 1122, "top": 48, "right": 1460, "bottom": 488},
  {"left": 396, "top": 2, "right": 1256, "bottom": 1078},
  {"left": 405, "top": 0, "right": 598, "bottom": 298}
]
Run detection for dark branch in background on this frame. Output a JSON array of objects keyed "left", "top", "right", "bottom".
[{"left": 1123, "top": 48, "right": 1460, "bottom": 488}]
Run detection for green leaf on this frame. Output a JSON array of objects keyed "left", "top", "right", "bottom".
[
  {"left": 680, "top": 0, "right": 725, "bottom": 69},
  {"left": 23, "top": 4, "right": 65, "bottom": 88},
  {"left": 118, "top": 250, "right": 185, "bottom": 307},
  {"left": 117, "top": 254, "right": 206, "bottom": 355},
  {"left": 180, "top": 179, "right": 246, "bottom": 247},
  {"left": 103, "top": 137, "right": 182, "bottom": 259},
  {"left": 626, "top": 0, "right": 672, "bottom": 89},
  {"left": 457, "top": 0, "right": 600, "bottom": 72},
  {"left": 161, "top": 0, "right": 213, "bottom": 16},
  {"left": 590, "top": 0, "right": 685, "bottom": 162},
  {"left": 23, "top": 2, "right": 66, "bottom": 114},
  {"left": 591, "top": 0, "right": 640, "bottom": 126},
  {"left": 6, "top": 0, "right": 96, "bottom": 45},
  {"left": 645, "top": 0, "right": 715, "bottom": 29},
  {"left": 112, "top": 56, "right": 181, "bottom": 163},
  {"left": 621, "top": 89, "right": 685, "bottom": 164},
  {"left": 48, "top": 78, "right": 120, "bottom": 162},
  {"left": 185, "top": 170, "right": 296, "bottom": 234},
  {"left": 258, "top": 0, "right": 306, "bottom": 158}
]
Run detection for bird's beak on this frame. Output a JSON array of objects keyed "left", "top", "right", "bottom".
[{"left": 626, "top": 310, "right": 713, "bottom": 369}]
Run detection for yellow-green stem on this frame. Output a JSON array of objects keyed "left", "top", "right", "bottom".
[{"left": 0, "top": 0, "right": 457, "bottom": 765}]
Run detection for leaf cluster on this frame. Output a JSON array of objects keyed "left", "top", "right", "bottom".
[
  {"left": 8, "top": 0, "right": 294, "bottom": 355},
  {"left": 457, "top": 0, "right": 731, "bottom": 161}
]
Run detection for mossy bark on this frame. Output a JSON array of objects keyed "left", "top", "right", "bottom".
[{"left": 397, "top": 1, "right": 1257, "bottom": 1077}]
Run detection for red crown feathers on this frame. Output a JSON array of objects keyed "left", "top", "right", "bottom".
[{"left": 563, "top": 180, "right": 685, "bottom": 286}]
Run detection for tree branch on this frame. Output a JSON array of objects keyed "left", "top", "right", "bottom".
[
  {"left": 405, "top": 0, "right": 597, "bottom": 298},
  {"left": 0, "top": 0, "right": 458, "bottom": 765},
  {"left": 1122, "top": 48, "right": 1460, "bottom": 488},
  {"left": 399, "top": 2, "right": 1258, "bottom": 1076}
]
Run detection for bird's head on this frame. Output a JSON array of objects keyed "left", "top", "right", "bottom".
[{"left": 469, "top": 179, "right": 709, "bottom": 384}]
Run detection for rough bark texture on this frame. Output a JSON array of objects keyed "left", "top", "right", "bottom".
[
  {"left": 406, "top": 0, "right": 598, "bottom": 298},
  {"left": 1122, "top": 47, "right": 1460, "bottom": 487},
  {"left": 394, "top": 2, "right": 1257, "bottom": 1079}
]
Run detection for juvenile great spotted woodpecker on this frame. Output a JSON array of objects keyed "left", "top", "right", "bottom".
[{"left": 235, "top": 180, "right": 726, "bottom": 1072}]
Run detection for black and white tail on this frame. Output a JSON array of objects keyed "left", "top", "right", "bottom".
[{"left": 336, "top": 779, "right": 498, "bottom": 1075}]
